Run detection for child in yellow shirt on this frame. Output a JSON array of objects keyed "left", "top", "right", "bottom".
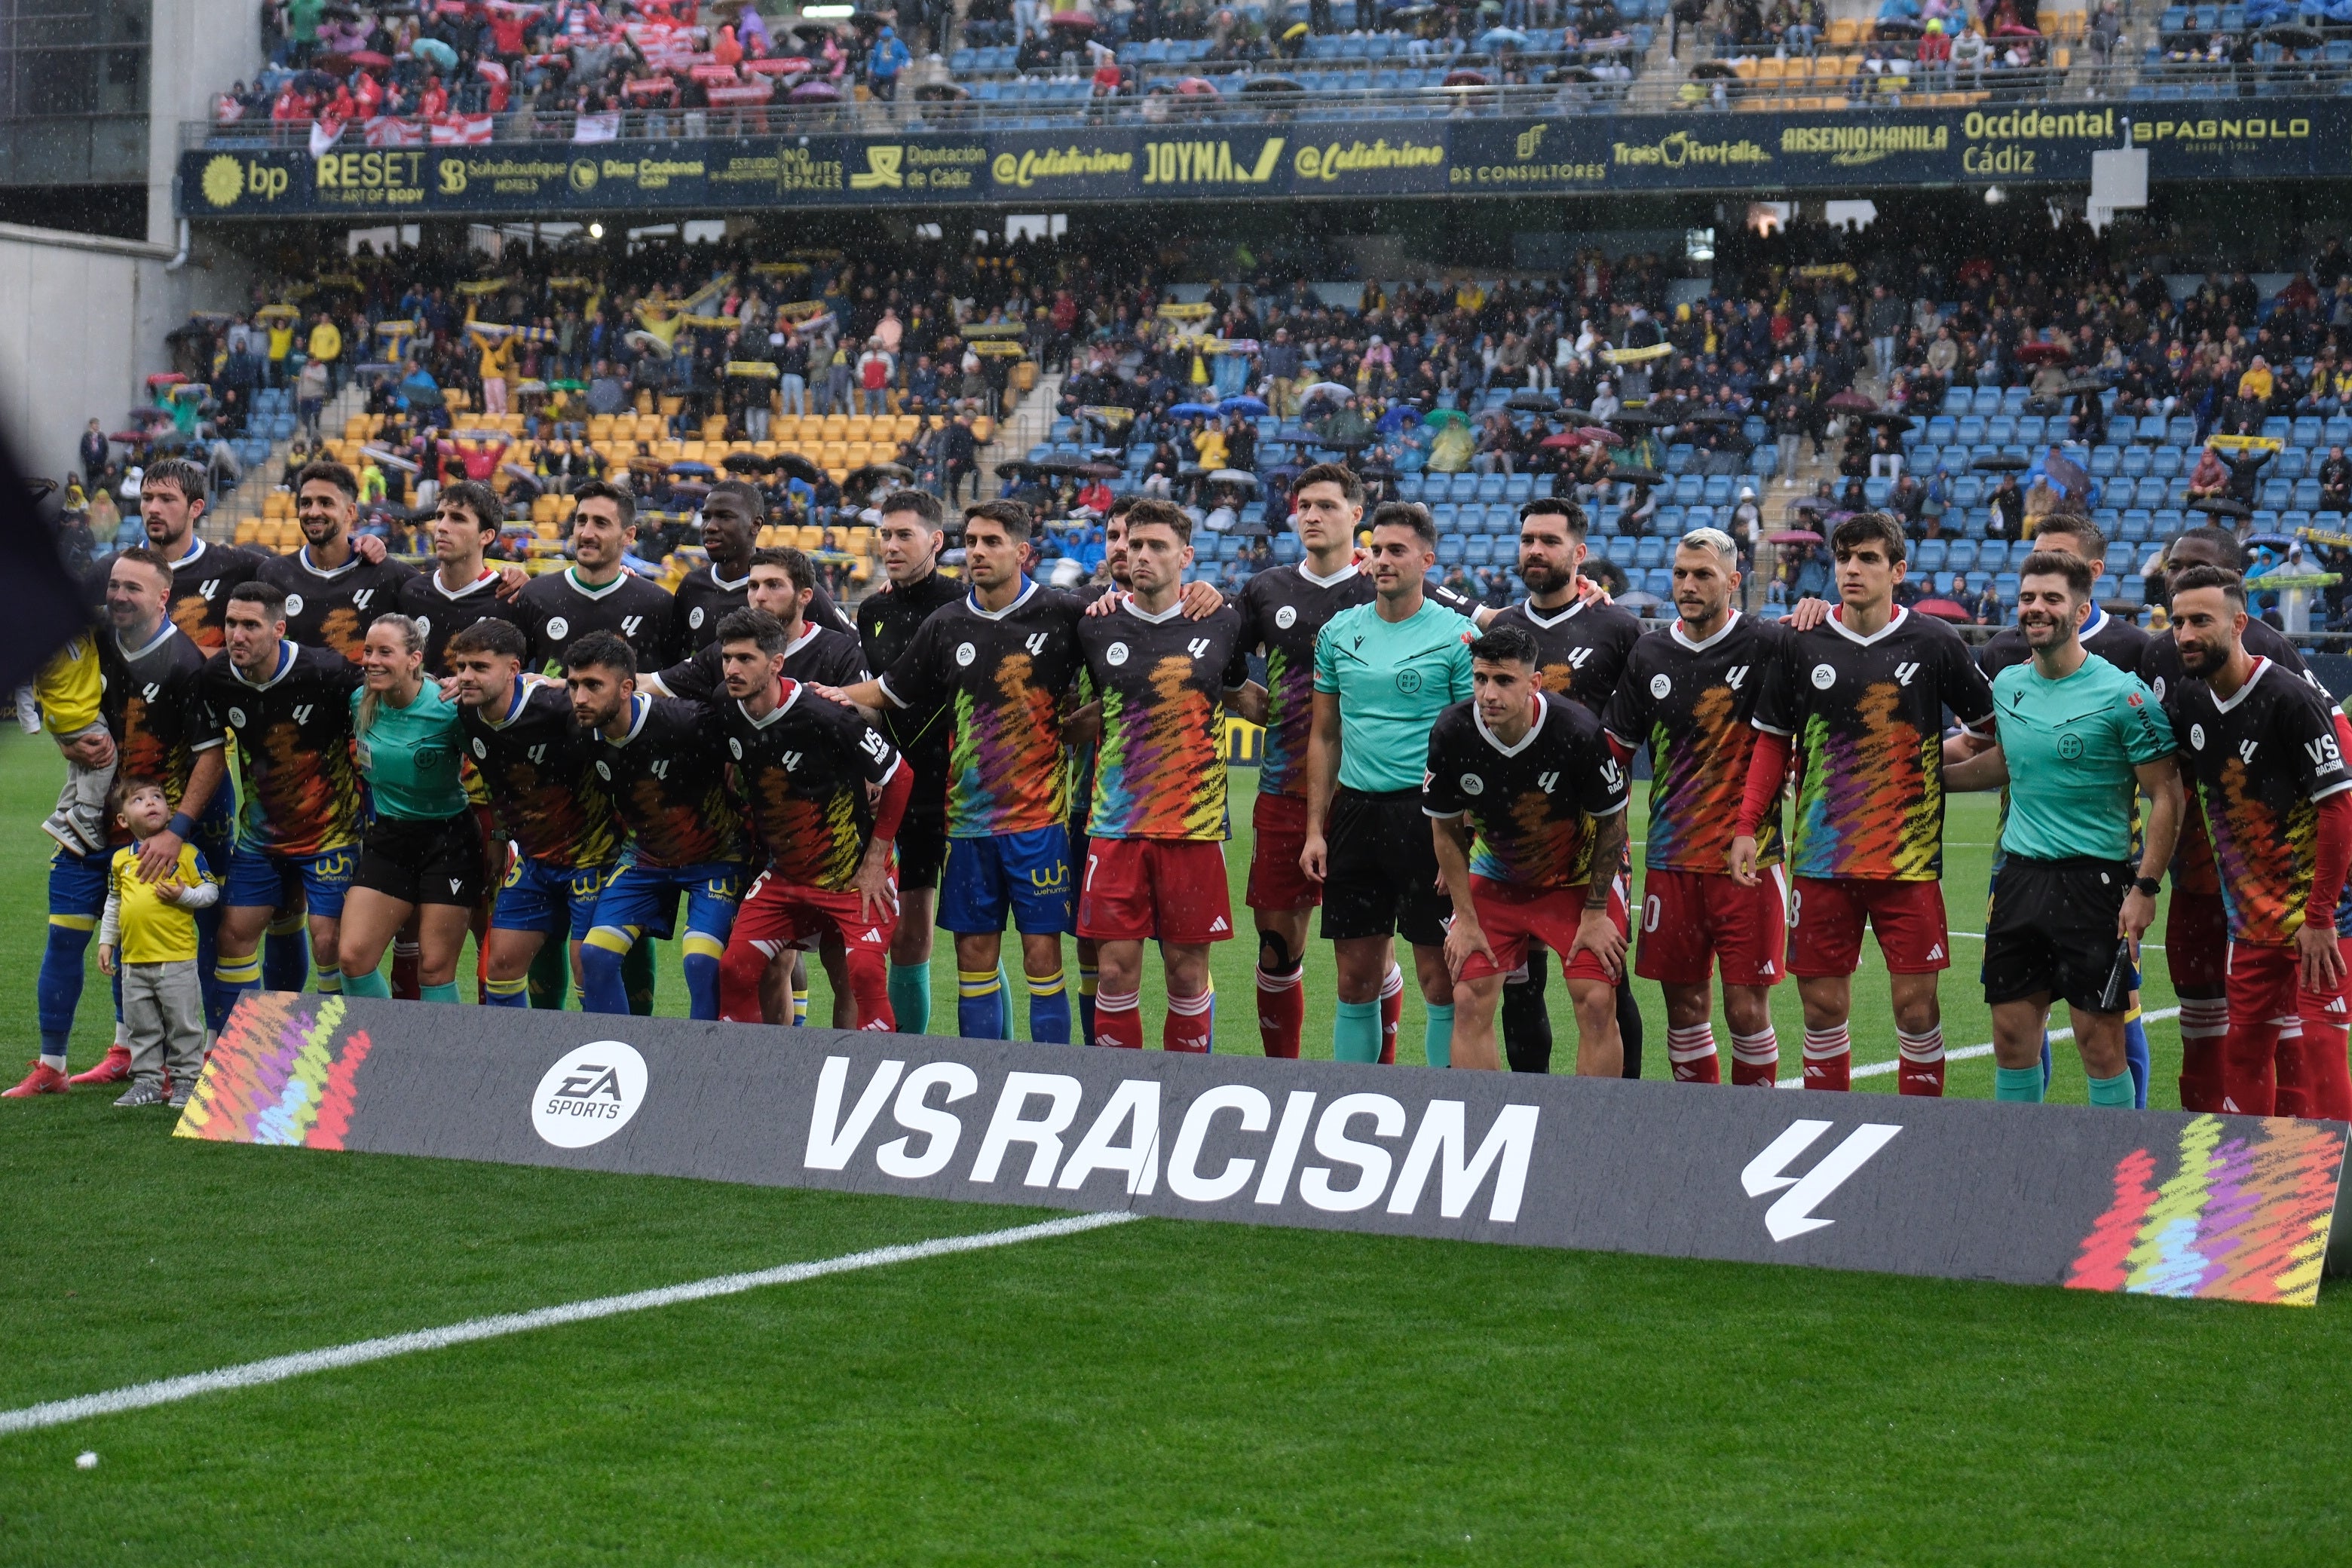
[{"left": 97, "top": 778, "right": 219, "bottom": 1110}]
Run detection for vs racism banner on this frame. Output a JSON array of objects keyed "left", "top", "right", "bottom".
[
  {"left": 179, "top": 994, "right": 2348, "bottom": 1306},
  {"left": 181, "top": 98, "right": 2352, "bottom": 219}
]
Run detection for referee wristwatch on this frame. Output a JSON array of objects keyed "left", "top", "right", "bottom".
[{"left": 2132, "top": 875, "right": 2162, "bottom": 898}]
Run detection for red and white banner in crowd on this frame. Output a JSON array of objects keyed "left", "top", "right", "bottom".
[
  {"left": 307, "top": 115, "right": 347, "bottom": 159},
  {"left": 364, "top": 116, "right": 428, "bottom": 147},
  {"left": 430, "top": 115, "right": 495, "bottom": 145},
  {"left": 573, "top": 110, "right": 621, "bottom": 143}
]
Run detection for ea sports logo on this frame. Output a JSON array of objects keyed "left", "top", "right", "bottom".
[
  {"left": 472, "top": 738, "right": 488, "bottom": 760},
  {"left": 594, "top": 759, "right": 613, "bottom": 780},
  {"left": 1275, "top": 605, "right": 1298, "bottom": 629},
  {"left": 690, "top": 606, "right": 706, "bottom": 629},
  {"left": 2189, "top": 723, "right": 2205, "bottom": 751},
  {"left": 284, "top": 593, "right": 306, "bottom": 618},
  {"left": 1810, "top": 663, "right": 1836, "bottom": 690},
  {"left": 415, "top": 615, "right": 431, "bottom": 640},
  {"left": 728, "top": 737, "right": 743, "bottom": 759},
  {"left": 1649, "top": 673, "right": 1672, "bottom": 699},
  {"left": 1107, "top": 642, "right": 1130, "bottom": 666},
  {"left": 955, "top": 641, "right": 976, "bottom": 667},
  {"left": 531, "top": 1040, "right": 648, "bottom": 1149},
  {"left": 2057, "top": 733, "right": 2084, "bottom": 761},
  {"left": 226, "top": 706, "right": 248, "bottom": 730},
  {"left": 546, "top": 616, "right": 571, "bottom": 642},
  {"left": 1459, "top": 773, "right": 1484, "bottom": 795}
]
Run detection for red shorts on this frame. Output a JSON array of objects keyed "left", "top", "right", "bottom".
[
  {"left": 1246, "top": 792, "right": 1319, "bottom": 911},
  {"left": 2166, "top": 889, "right": 2231, "bottom": 990},
  {"left": 1635, "top": 865, "right": 1789, "bottom": 988},
  {"left": 1078, "top": 837, "right": 1236, "bottom": 944},
  {"left": 2224, "top": 939, "right": 2350, "bottom": 1119},
  {"left": 729, "top": 870, "right": 897, "bottom": 960},
  {"left": 1459, "top": 874, "right": 1631, "bottom": 984},
  {"left": 1790, "top": 877, "right": 1949, "bottom": 978}
]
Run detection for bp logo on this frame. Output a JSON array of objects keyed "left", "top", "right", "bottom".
[
  {"left": 200, "top": 155, "right": 243, "bottom": 207},
  {"left": 1274, "top": 605, "right": 1298, "bottom": 629},
  {"left": 568, "top": 158, "right": 599, "bottom": 193},
  {"left": 1395, "top": 669, "right": 1423, "bottom": 694},
  {"left": 2057, "top": 733, "right": 2084, "bottom": 761},
  {"left": 689, "top": 606, "right": 706, "bottom": 629},
  {"left": 546, "top": 616, "right": 570, "bottom": 642},
  {"left": 1107, "top": 642, "right": 1130, "bottom": 666},
  {"left": 1459, "top": 773, "right": 1484, "bottom": 795},
  {"left": 530, "top": 1040, "right": 648, "bottom": 1149},
  {"left": 226, "top": 706, "right": 247, "bottom": 730},
  {"left": 284, "top": 593, "right": 306, "bottom": 618},
  {"left": 954, "top": 641, "right": 976, "bottom": 666},
  {"left": 1810, "top": 663, "right": 1837, "bottom": 690},
  {"left": 2189, "top": 722, "right": 2206, "bottom": 751},
  {"left": 471, "top": 737, "right": 488, "bottom": 760},
  {"left": 1649, "top": 673, "right": 1672, "bottom": 699}
]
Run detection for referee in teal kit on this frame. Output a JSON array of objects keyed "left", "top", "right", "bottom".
[{"left": 1944, "top": 550, "right": 2183, "bottom": 1107}]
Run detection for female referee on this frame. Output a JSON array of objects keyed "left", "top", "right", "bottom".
[{"left": 338, "top": 614, "right": 487, "bottom": 1002}]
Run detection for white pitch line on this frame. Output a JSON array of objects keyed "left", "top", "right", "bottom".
[
  {"left": 0, "top": 1211, "right": 1138, "bottom": 1438},
  {"left": 1773, "top": 1006, "right": 2181, "bottom": 1088}
]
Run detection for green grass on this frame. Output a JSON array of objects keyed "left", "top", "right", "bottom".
[{"left": 0, "top": 730, "right": 2344, "bottom": 1564}]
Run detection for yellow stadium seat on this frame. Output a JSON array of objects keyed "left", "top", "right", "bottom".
[
  {"left": 1827, "top": 17, "right": 1860, "bottom": 43},
  {"left": 701, "top": 417, "right": 727, "bottom": 441},
  {"left": 234, "top": 520, "right": 261, "bottom": 545},
  {"left": 659, "top": 396, "right": 684, "bottom": 417},
  {"left": 819, "top": 415, "right": 850, "bottom": 439},
  {"left": 795, "top": 525, "right": 825, "bottom": 551}
]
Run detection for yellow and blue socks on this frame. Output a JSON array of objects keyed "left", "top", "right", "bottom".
[
  {"left": 958, "top": 966, "right": 1008, "bottom": 1039},
  {"left": 1076, "top": 960, "right": 1099, "bottom": 1043},
  {"left": 2122, "top": 1009, "right": 2151, "bottom": 1109},
  {"left": 313, "top": 968, "right": 341, "bottom": 997},
  {"left": 214, "top": 949, "right": 262, "bottom": 1009},
  {"left": 791, "top": 982, "right": 810, "bottom": 1027},
  {"left": 580, "top": 926, "right": 635, "bottom": 1015},
  {"left": 1028, "top": 965, "right": 1070, "bottom": 1044},
  {"left": 1995, "top": 1064, "right": 2045, "bottom": 1102},
  {"left": 38, "top": 915, "right": 92, "bottom": 1070},
  {"left": 681, "top": 933, "right": 726, "bottom": 1021},
  {"left": 888, "top": 961, "right": 931, "bottom": 1034},
  {"left": 1334, "top": 997, "right": 1381, "bottom": 1063},
  {"left": 485, "top": 975, "right": 531, "bottom": 1008}
]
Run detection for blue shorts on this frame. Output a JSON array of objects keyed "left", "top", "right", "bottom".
[
  {"left": 225, "top": 842, "right": 357, "bottom": 920},
  {"left": 494, "top": 857, "right": 618, "bottom": 942},
  {"left": 47, "top": 844, "right": 109, "bottom": 928},
  {"left": 937, "top": 826, "right": 1075, "bottom": 936},
  {"left": 589, "top": 859, "right": 748, "bottom": 948}
]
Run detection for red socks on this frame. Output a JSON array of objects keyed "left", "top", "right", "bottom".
[
  {"left": 1165, "top": 990, "right": 1214, "bottom": 1054},
  {"left": 1729, "top": 1026, "right": 1780, "bottom": 1086},
  {"left": 390, "top": 940, "right": 421, "bottom": 1002},
  {"left": 1802, "top": 1024, "right": 1851, "bottom": 1091},
  {"left": 1896, "top": 1027, "right": 1946, "bottom": 1097},
  {"left": 1256, "top": 966, "right": 1303, "bottom": 1058},
  {"left": 1379, "top": 964, "right": 1403, "bottom": 1065},
  {"left": 1093, "top": 988, "right": 1144, "bottom": 1050},
  {"left": 2177, "top": 996, "right": 2228, "bottom": 1112},
  {"left": 1667, "top": 1023, "right": 1720, "bottom": 1083}
]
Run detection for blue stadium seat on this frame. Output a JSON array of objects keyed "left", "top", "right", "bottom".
[
  {"left": 1503, "top": 473, "right": 1533, "bottom": 503},
  {"left": 1686, "top": 505, "right": 1716, "bottom": 529},
  {"left": 1398, "top": 475, "right": 1425, "bottom": 502},
  {"left": 1603, "top": 536, "right": 1637, "bottom": 566},
  {"left": 1957, "top": 416, "right": 1987, "bottom": 447},
  {"left": 1864, "top": 477, "right": 1892, "bottom": 507},
  {"left": 1947, "top": 540, "right": 1980, "bottom": 571},
  {"left": 2016, "top": 416, "right": 2046, "bottom": 446},
  {"left": 1475, "top": 474, "right": 1506, "bottom": 503},
  {"left": 1701, "top": 475, "right": 1733, "bottom": 507},
  {"left": 1634, "top": 537, "right": 1667, "bottom": 568},
  {"left": 1986, "top": 415, "right": 2017, "bottom": 446},
  {"left": 2120, "top": 447, "right": 2151, "bottom": 478},
  {"left": 1671, "top": 475, "right": 1703, "bottom": 505},
  {"left": 2090, "top": 448, "right": 2121, "bottom": 477},
  {"left": 1915, "top": 539, "right": 1949, "bottom": 572}
]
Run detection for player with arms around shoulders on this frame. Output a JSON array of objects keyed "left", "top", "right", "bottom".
[
  {"left": 1943, "top": 552, "right": 2183, "bottom": 1105},
  {"left": 395, "top": 479, "right": 527, "bottom": 673},
  {"left": 1601, "top": 527, "right": 1792, "bottom": 1086},
  {"left": 713, "top": 608, "right": 912, "bottom": 1031},
  {"left": 1731, "top": 511, "right": 1997, "bottom": 1095},
  {"left": 514, "top": 479, "right": 679, "bottom": 674},
  {"left": 1302, "top": 501, "right": 1476, "bottom": 1067},
  {"left": 1427, "top": 625, "right": 1634, "bottom": 1073},
  {"left": 1072, "top": 499, "right": 1253, "bottom": 1051},
  {"left": 260, "top": 461, "right": 417, "bottom": 663},
  {"left": 2161, "top": 564, "right": 2352, "bottom": 1120}
]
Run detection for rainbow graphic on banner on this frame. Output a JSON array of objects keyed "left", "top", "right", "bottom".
[
  {"left": 173, "top": 993, "right": 374, "bottom": 1150},
  {"left": 2068, "top": 1114, "right": 2345, "bottom": 1306}
]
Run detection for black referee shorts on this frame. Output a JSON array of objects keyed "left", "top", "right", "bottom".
[
  {"left": 1321, "top": 785, "right": 1452, "bottom": 949},
  {"left": 354, "top": 813, "right": 489, "bottom": 908},
  {"left": 1983, "top": 855, "right": 2133, "bottom": 1012},
  {"left": 896, "top": 811, "right": 949, "bottom": 893}
]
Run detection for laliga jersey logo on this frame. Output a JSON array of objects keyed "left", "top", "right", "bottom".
[
  {"left": 782, "top": 750, "right": 804, "bottom": 771},
  {"left": 528, "top": 744, "right": 547, "bottom": 764},
  {"left": 292, "top": 704, "right": 314, "bottom": 726},
  {"left": 1566, "top": 648, "right": 1594, "bottom": 669},
  {"left": 199, "top": 579, "right": 222, "bottom": 600},
  {"left": 1600, "top": 758, "right": 1623, "bottom": 790},
  {"left": 1275, "top": 605, "right": 1298, "bottom": 629},
  {"left": 1187, "top": 638, "right": 1212, "bottom": 660},
  {"left": 141, "top": 683, "right": 160, "bottom": 703},
  {"left": 621, "top": 616, "right": 644, "bottom": 640},
  {"left": 648, "top": 758, "right": 672, "bottom": 780},
  {"left": 1725, "top": 664, "right": 1750, "bottom": 690},
  {"left": 1894, "top": 662, "right": 1921, "bottom": 687},
  {"left": 1107, "top": 642, "right": 1131, "bottom": 667},
  {"left": 1537, "top": 770, "right": 1559, "bottom": 793},
  {"left": 2240, "top": 740, "right": 2261, "bottom": 764},
  {"left": 1741, "top": 1119, "right": 1901, "bottom": 1242},
  {"left": 1024, "top": 632, "right": 1049, "bottom": 656},
  {"left": 353, "top": 589, "right": 376, "bottom": 611},
  {"left": 531, "top": 1040, "right": 648, "bottom": 1149}
]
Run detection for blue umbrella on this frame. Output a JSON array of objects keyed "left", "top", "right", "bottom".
[
  {"left": 1481, "top": 25, "right": 1532, "bottom": 46},
  {"left": 411, "top": 36, "right": 458, "bottom": 72},
  {"left": 1167, "top": 402, "right": 1220, "bottom": 418},
  {"left": 1220, "top": 395, "right": 1269, "bottom": 416},
  {"left": 1375, "top": 404, "right": 1418, "bottom": 433}
]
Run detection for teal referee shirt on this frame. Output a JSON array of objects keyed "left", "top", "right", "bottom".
[
  {"left": 1990, "top": 654, "right": 2175, "bottom": 862},
  {"left": 1313, "top": 596, "right": 1475, "bottom": 794}
]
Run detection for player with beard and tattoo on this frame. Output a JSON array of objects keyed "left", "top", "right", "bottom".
[
  {"left": 1066, "top": 498, "right": 1138, "bottom": 1046},
  {"left": 259, "top": 462, "right": 418, "bottom": 664},
  {"left": 1484, "top": 498, "right": 1648, "bottom": 1079},
  {"left": 671, "top": 479, "right": 855, "bottom": 651},
  {"left": 513, "top": 480, "right": 680, "bottom": 674}
]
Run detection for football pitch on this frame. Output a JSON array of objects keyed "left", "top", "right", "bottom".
[{"left": 2, "top": 730, "right": 2347, "bottom": 1563}]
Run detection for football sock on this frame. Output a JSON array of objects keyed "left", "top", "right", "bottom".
[
  {"left": 1501, "top": 966, "right": 1553, "bottom": 1074},
  {"left": 340, "top": 967, "right": 391, "bottom": 1000},
  {"left": 420, "top": 981, "right": 461, "bottom": 1005},
  {"left": 1897, "top": 1026, "right": 1946, "bottom": 1096},
  {"left": 1995, "top": 1064, "right": 2046, "bottom": 1102},
  {"left": 2122, "top": 1009, "right": 2151, "bottom": 1110},
  {"left": 213, "top": 951, "right": 262, "bottom": 1008},
  {"left": 2039, "top": 1031, "right": 2053, "bottom": 1093},
  {"left": 1076, "top": 960, "right": 1099, "bottom": 1043},
  {"left": 2087, "top": 1069, "right": 2136, "bottom": 1107},
  {"left": 681, "top": 933, "right": 726, "bottom": 1021},
  {"left": 527, "top": 937, "right": 570, "bottom": 1010},
  {"left": 2177, "top": 995, "right": 2228, "bottom": 1111},
  {"left": 483, "top": 975, "right": 531, "bottom": 1008},
  {"left": 390, "top": 940, "right": 421, "bottom": 1002},
  {"left": 580, "top": 931, "right": 632, "bottom": 1015},
  {"left": 198, "top": 911, "right": 231, "bottom": 1031},
  {"left": 2274, "top": 1023, "right": 2309, "bottom": 1119},
  {"left": 1027, "top": 966, "right": 1071, "bottom": 1044},
  {"left": 1802, "top": 1024, "right": 1852, "bottom": 1091},
  {"left": 1729, "top": 1025, "right": 1780, "bottom": 1086},
  {"left": 1094, "top": 986, "right": 1144, "bottom": 1049},
  {"left": 38, "top": 919, "right": 90, "bottom": 1070},
  {"left": 263, "top": 921, "right": 308, "bottom": 992},
  {"left": 1378, "top": 964, "right": 1402, "bottom": 1065},
  {"left": 313, "top": 969, "right": 341, "bottom": 997},
  {"left": 622, "top": 939, "right": 657, "bottom": 1017},
  {"left": 888, "top": 961, "right": 932, "bottom": 1034},
  {"left": 1424, "top": 1000, "right": 1454, "bottom": 1069},
  {"left": 1255, "top": 964, "right": 1303, "bottom": 1058},
  {"left": 791, "top": 984, "right": 810, "bottom": 1027},
  {"left": 958, "top": 967, "right": 1008, "bottom": 1040},
  {"left": 1615, "top": 977, "right": 1645, "bottom": 1080},
  {"left": 1334, "top": 997, "right": 1381, "bottom": 1063},
  {"left": 1668, "top": 1023, "right": 1721, "bottom": 1083},
  {"left": 1165, "top": 988, "right": 1214, "bottom": 1053}
]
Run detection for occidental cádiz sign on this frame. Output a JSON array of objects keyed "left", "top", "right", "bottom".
[
  {"left": 179, "top": 97, "right": 2352, "bottom": 219},
  {"left": 180, "top": 994, "right": 2347, "bottom": 1306}
]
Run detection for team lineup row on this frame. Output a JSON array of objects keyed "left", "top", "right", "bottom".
[{"left": 8, "top": 456, "right": 2348, "bottom": 1124}]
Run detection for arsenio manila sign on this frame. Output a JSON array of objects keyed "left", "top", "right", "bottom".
[{"left": 179, "top": 994, "right": 2348, "bottom": 1306}]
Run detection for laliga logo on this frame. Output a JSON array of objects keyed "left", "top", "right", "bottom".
[
  {"left": 1741, "top": 1119, "right": 1900, "bottom": 1241},
  {"left": 531, "top": 1040, "right": 648, "bottom": 1148}
]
